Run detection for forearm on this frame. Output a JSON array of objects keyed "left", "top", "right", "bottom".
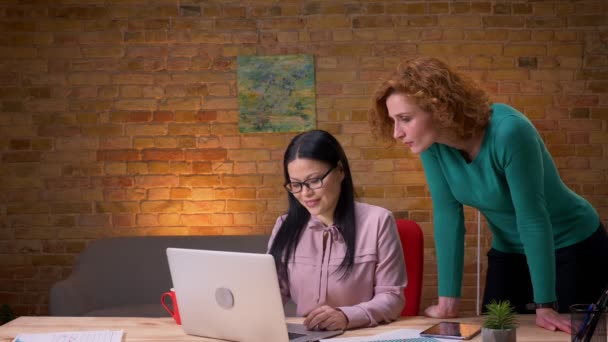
[{"left": 338, "top": 290, "right": 405, "bottom": 329}]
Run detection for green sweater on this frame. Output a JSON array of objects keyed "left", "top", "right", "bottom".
[{"left": 420, "top": 103, "right": 599, "bottom": 303}]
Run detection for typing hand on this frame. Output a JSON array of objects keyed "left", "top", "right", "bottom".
[
  {"left": 535, "top": 308, "right": 571, "bottom": 334},
  {"left": 303, "top": 305, "right": 348, "bottom": 331},
  {"left": 424, "top": 296, "right": 460, "bottom": 318}
]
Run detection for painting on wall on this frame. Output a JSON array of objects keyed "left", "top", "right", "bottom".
[{"left": 237, "top": 54, "right": 316, "bottom": 133}]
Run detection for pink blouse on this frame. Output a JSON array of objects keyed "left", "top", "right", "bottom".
[{"left": 268, "top": 202, "right": 407, "bottom": 329}]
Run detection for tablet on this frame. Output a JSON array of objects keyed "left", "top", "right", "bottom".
[{"left": 420, "top": 321, "right": 481, "bottom": 340}]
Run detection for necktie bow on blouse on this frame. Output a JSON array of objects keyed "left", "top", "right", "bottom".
[{"left": 322, "top": 225, "right": 344, "bottom": 243}]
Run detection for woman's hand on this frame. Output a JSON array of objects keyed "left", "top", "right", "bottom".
[
  {"left": 303, "top": 305, "right": 348, "bottom": 331},
  {"left": 535, "top": 308, "right": 571, "bottom": 333},
  {"left": 424, "top": 296, "right": 460, "bottom": 318}
]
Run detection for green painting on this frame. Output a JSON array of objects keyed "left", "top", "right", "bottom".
[{"left": 237, "top": 54, "right": 316, "bottom": 133}]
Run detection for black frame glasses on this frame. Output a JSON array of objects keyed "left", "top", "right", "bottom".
[{"left": 284, "top": 165, "right": 336, "bottom": 194}]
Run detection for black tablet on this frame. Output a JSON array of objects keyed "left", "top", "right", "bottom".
[{"left": 420, "top": 321, "right": 482, "bottom": 340}]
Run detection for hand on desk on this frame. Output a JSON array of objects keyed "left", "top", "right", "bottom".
[
  {"left": 424, "top": 296, "right": 460, "bottom": 318},
  {"left": 424, "top": 297, "right": 571, "bottom": 334},
  {"left": 535, "top": 308, "right": 571, "bottom": 334},
  {"left": 303, "top": 305, "right": 348, "bottom": 331}
]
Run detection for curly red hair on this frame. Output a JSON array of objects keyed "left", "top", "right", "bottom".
[{"left": 369, "top": 57, "right": 491, "bottom": 143}]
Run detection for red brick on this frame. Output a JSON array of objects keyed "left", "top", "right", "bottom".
[
  {"left": 181, "top": 214, "right": 212, "bottom": 226},
  {"left": 216, "top": 19, "right": 256, "bottom": 31},
  {"left": 192, "top": 162, "right": 213, "bottom": 173},
  {"left": 142, "top": 149, "right": 184, "bottom": 161},
  {"left": 483, "top": 16, "right": 525, "bottom": 27},
  {"left": 104, "top": 189, "right": 125, "bottom": 201},
  {"left": 113, "top": 214, "right": 135, "bottom": 227},
  {"left": 221, "top": 175, "right": 262, "bottom": 187},
  {"left": 91, "top": 176, "right": 134, "bottom": 188},
  {"left": 50, "top": 202, "right": 92, "bottom": 214},
  {"left": 125, "top": 124, "right": 167, "bottom": 136},
  {"left": 135, "top": 175, "right": 179, "bottom": 187},
  {"left": 114, "top": 99, "right": 158, "bottom": 111},
  {"left": 126, "top": 46, "right": 169, "bottom": 58},
  {"left": 7, "top": 202, "right": 49, "bottom": 215},
  {"left": 152, "top": 111, "right": 173, "bottom": 122},
  {"left": 111, "top": 111, "right": 152, "bottom": 123},
  {"left": 97, "top": 137, "right": 129, "bottom": 149},
  {"left": 569, "top": 15, "right": 608, "bottom": 26},
  {"left": 158, "top": 97, "right": 201, "bottom": 110},
  {"left": 259, "top": 18, "right": 305, "bottom": 30},
  {"left": 179, "top": 175, "right": 219, "bottom": 187},
  {"left": 2, "top": 152, "right": 40, "bottom": 162},
  {"left": 588, "top": 81, "right": 608, "bottom": 93},
  {"left": 185, "top": 149, "right": 227, "bottom": 161},
  {"left": 48, "top": 6, "right": 109, "bottom": 19},
  {"left": 182, "top": 200, "right": 224, "bottom": 213},
  {"left": 113, "top": 73, "right": 155, "bottom": 85},
  {"left": 169, "top": 188, "right": 190, "bottom": 200},
  {"left": 556, "top": 95, "right": 599, "bottom": 107},
  {"left": 97, "top": 149, "right": 140, "bottom": 161},
  {"left": 194, "top": 110, "right": 217, "bottom": 122},
  {"left": 136, "top": 214, "right": 158, "bottom": 226},
  {"left": 141, "top": 200, "right": 182, "bottom": 213},
  {"left": 168, "top": 124, "right": 211, "bottom": 135},
  {"left": 78, "top": 214, "right": 111, "bottom": 227},
  {"left": 96, "top": 202, "right": 140, "bottom": 213}
]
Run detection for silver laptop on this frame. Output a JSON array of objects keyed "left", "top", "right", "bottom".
[{"left": 166, "top": 248, "right": 344, "bottom": 342}]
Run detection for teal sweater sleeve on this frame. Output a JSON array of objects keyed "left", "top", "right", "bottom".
[{"left": 420, "top": 149, "right": 465, "bottom": 298}]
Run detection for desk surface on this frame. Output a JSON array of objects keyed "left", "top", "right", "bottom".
[{"left": 0, "top": 315, "right": 569, "bottom": 342}]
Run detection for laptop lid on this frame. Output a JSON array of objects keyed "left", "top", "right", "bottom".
[{"left": 166, "top": 248, "right": 343, "bottom": 342}]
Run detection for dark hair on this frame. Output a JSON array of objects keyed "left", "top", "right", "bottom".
[
  {"left": 269, "top": 129, "right": 356, "bottom": 280},
  {"left": 369, "top": 56, "right": 491, "bottom": 143}
]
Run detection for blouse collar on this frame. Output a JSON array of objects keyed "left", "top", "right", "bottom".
[{"left": 307, "top": 216, "right": 344, "bottom": 243}]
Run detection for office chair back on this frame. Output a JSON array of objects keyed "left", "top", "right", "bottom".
[{"left": 396, "top": 219, "right": 424, "bottom": 316}]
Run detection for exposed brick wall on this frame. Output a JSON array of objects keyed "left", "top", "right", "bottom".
[{"left": 0, "top": 1, "right": 606, "bottom": 317}]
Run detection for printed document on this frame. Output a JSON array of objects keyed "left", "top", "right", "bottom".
[
  {"left": 12, "top": 330, "right": 123, "bottom": 342},
  {"left": 321, "top": 328, "right": 453, "bottom": 342}
]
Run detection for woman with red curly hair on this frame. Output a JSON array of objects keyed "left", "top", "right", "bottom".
[{"left": 369, "top": 57, "right": 607, "bottom": 334}]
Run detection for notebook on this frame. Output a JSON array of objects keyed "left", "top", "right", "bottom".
[{"left": 166, "top": 248, "right": 344, "bottom": 342}]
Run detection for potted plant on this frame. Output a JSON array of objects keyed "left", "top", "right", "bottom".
[{"left": 482, "top": 300, "right": 518, "bottom": 342}]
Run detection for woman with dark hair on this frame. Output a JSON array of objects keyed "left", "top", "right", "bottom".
[
  {"left": 368, "top": 56, "right": 607, "bottom": 334},
  {"left": 268, "top": 129, "right": 406, "bottom": 331}
]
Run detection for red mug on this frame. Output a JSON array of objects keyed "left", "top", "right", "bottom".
[{"left": 161, "top": 288, "right": 181, "bottom": 325}]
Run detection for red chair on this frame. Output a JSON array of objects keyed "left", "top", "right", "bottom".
[{"left": 395, "top": 219, "right": 424, "bottom": 316}]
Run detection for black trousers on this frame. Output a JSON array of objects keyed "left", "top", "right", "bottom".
[{"left": 482, "top": 222, "right": 608, "bottom": 314}]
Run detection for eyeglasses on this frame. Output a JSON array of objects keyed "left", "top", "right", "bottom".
[{"left": 285, "top": 166, "right": 335, "bottom": 194}]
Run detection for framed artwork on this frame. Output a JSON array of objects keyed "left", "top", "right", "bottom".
[{"left": 237, "top": 54, "right": 316, "bottom": 133}]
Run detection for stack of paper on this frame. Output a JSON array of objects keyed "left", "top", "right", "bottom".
[
  {"left": 13, "top": 330, "right": 123, "bottom": 342},
  {"left": 321, "top": 328, "right": 452, "bottom": 342}
]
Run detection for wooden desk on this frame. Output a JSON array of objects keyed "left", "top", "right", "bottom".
[{"left": 0, "top": 315, "right": 569, "bottom": 342}]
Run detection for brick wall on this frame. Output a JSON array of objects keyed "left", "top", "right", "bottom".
[{"left": 0, "top": 1, "right": 606, "bottom": 317}]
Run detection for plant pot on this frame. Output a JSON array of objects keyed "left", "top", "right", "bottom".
[{"left": 481, "top": 327, "right": 516, "bottom": 342}]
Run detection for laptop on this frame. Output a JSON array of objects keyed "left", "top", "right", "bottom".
[{"left": 166, "top": 247, "right": 344, "bottom": 342}]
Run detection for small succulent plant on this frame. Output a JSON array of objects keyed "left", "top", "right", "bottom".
[{"left": 483, "top": 300, "right": 518, "bottom": 330}]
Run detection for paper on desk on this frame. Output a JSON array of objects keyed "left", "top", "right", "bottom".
[
  {"left": 321, "top": 328, "right": 455, "bottom": 342},
  {"left": 12, "top": 330, "right": 123, "bottom": 342}
]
